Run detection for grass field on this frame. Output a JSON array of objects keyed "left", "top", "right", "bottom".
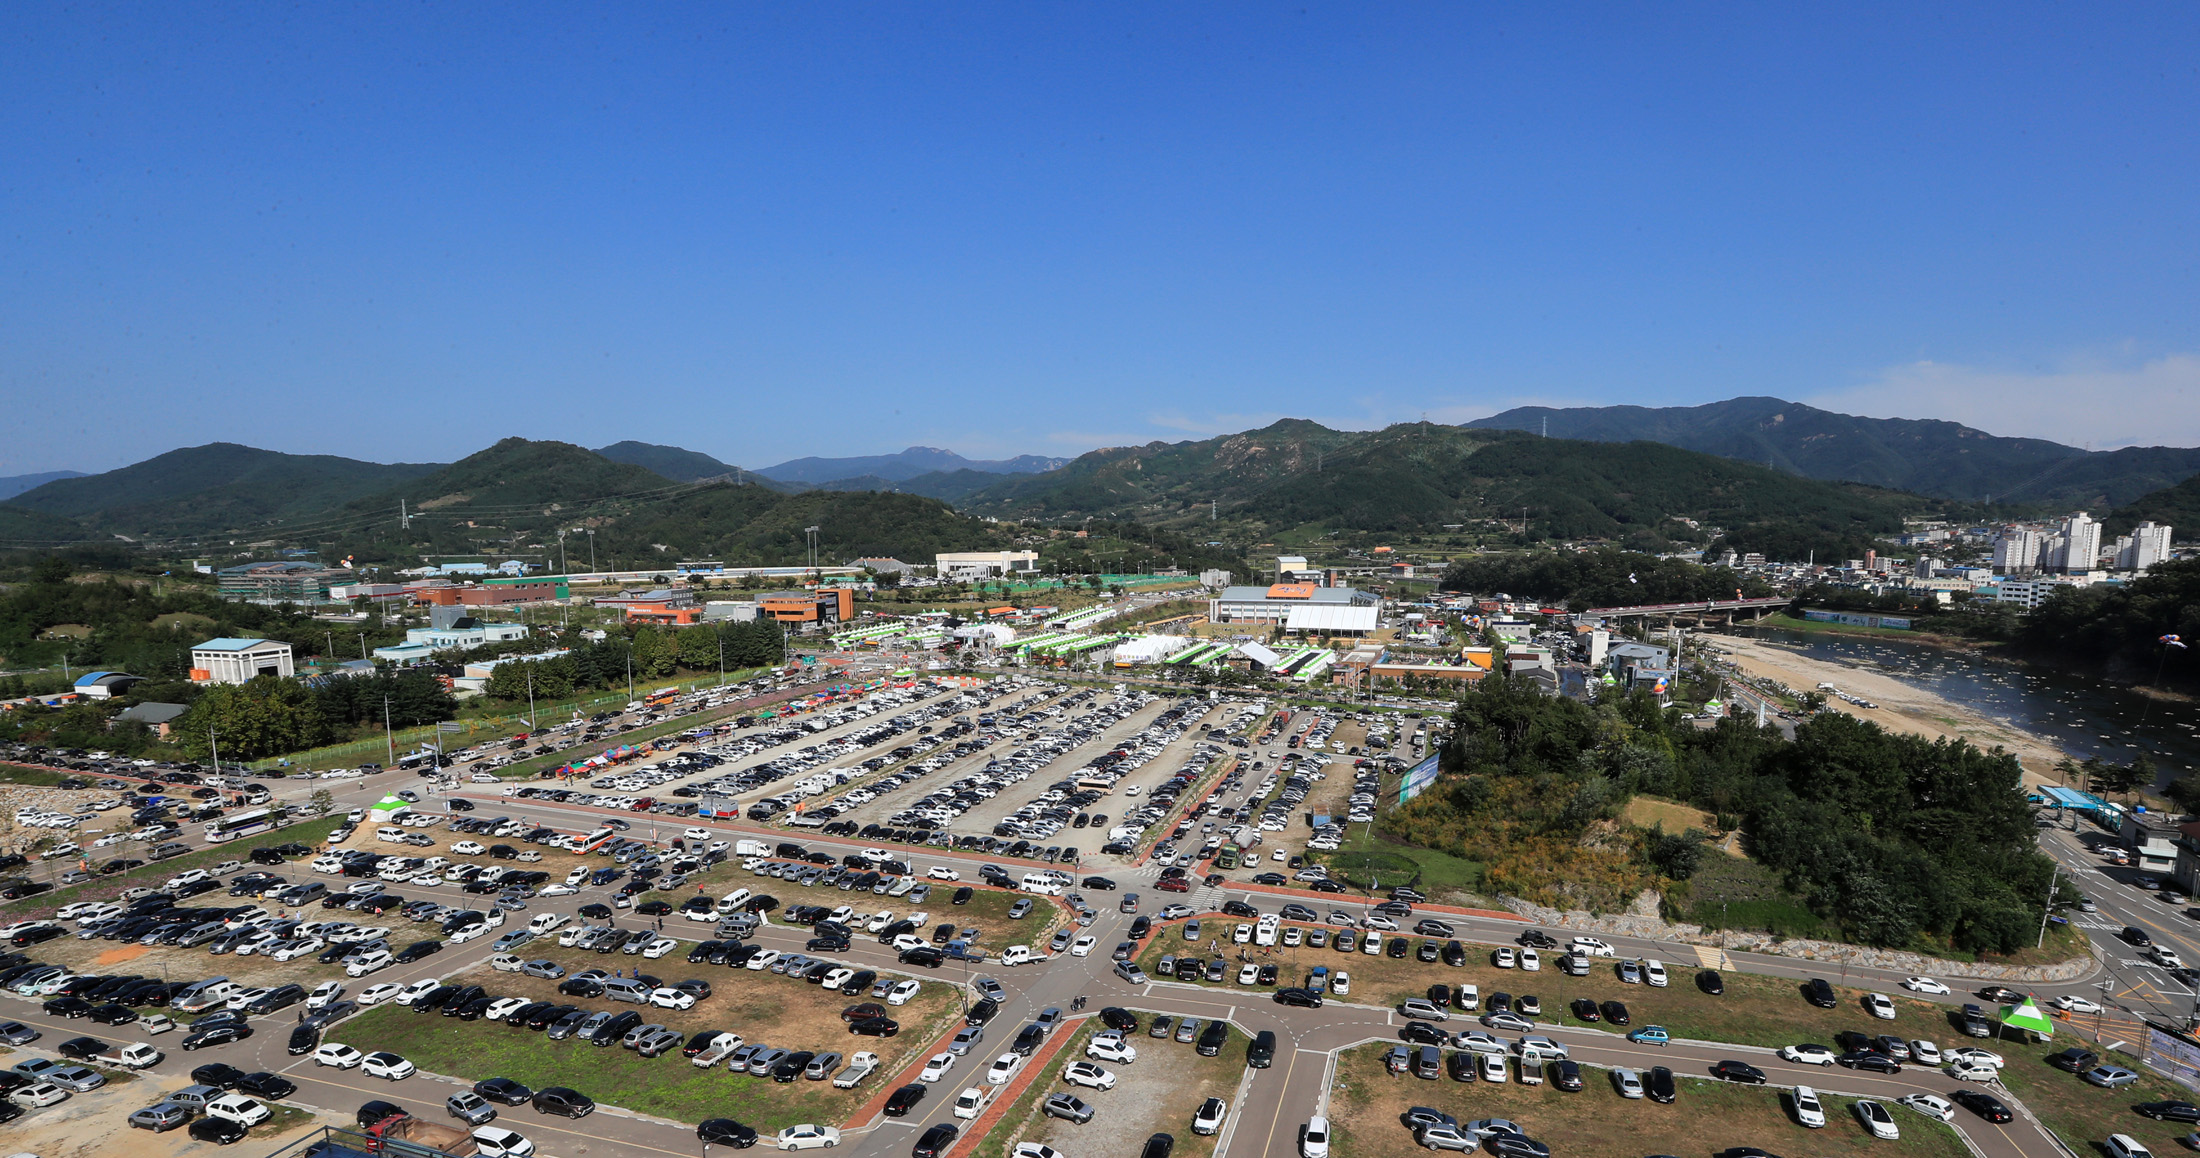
[
  {"left": 334, "top": 957, "right": 961, "bottom": 1130},
  {"left": 1326, "top": 1044, "right": 1972, "bottom": 1158},
  {"left": 1309, "top": 829, "right": 1487, "bottom": 903}
]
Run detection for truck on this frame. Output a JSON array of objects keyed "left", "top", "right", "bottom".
[
  {"left": 92, "top": 1043, "right": 164, "bottom": 1070},
  {"left": 831, "top": 1050, "right": 881, "bottom": 1088},
  {"left": 362, "top": 1113, "right": 481, "bottom": 1156}
]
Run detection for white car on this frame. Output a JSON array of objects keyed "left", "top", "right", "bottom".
[
  {"left": 1863, "top": 992, "right": 1897, "bottom": 1020},
  {"left": 313, "top": 1043, "right": 366, "bottom": 1069},
  {"left": 1492, "top": 947, "right": 1517, "bottom": 968},
  {"left": 1061, "top": 1061, "right": 1115, "bottom": 1090},
  {"left": 1086, "top": 1032, "right": 1138, "bottom": 1064},
  {"left": 650, "top": 987, "right": 698, "bottom": 1011},
  {"left": 1191, "top": 1097, "right": 1228, "bottom": 1136},
  {"left": 886, "top": 980, "right": 922, "bottom": 1006},
  {"left": 272, "top": 938, "right": 326, "bottom": 962},
  {"left": 1902, "top": 976, "right": 1950, "bottom": 995},
  {"left": 489, "top": 954, "right": 525, "bottom": 972},
  {"left": 1909, "top": 1039, "right": 1943, "bottom": 1065},
  {"left": 1779, "top": 1044, "right": 1837, "bottom": 1066},
  {"left": 1897, "top": 1093, "right": 1955, "bottom": 1123},
  {"left": 775, "top": 1124, "right": 842, "bottom": 1151},
  {"left": 472, "top": 1126, "right": 536, "bottom": 1158},
  {"left": 640, "top": 938, "right": 678, "bottom": 959},
  {"left": 1333, "top": 971, "right": 1351, "bottom": 996},
  {"left": 357, "top": 983, "right": 402, "bottom": 1006},
  {"left": 985, "top": 1053, "right": 1024, "bottom": 1086},
  {"left": 1853, "top": 1100, "right": 1900, "bottom": 1140},
  {"left": 362, "top": 1052, "right": 416, "bottom": 1080},
  {"left": 746, "top": 950, "right": 781, "bottom": 971},
  {"left": 1302, "top": 1116, "right": 1330, "bottom": 1158},
  {"left": 539, "top": 883, "right": 578, "bottom": 898},
  {"left": 927, "top": 867, "right": 961, "bottom": 881},
  {"left": 1641, "top": 959, "right": 1666, "bottom": 986},
  {"left": 393, "top": 979, "right": 442, "bottom": 1006},
  {"left": 1612, "top": 1067, "right": 1644, "bottom": 1099},
  {"left": 1945, "top": 1047, "right": 2004, "bottom": 1069},
  {"left": 920, "top": 1053, "right": 956, "bottom": 1082},
  {"left": 2054, "top": 994, "right": 2104, "bottom": 1014},
  {"left": 2156, "top": 947, "right": 2187, "bottom": 969},
  {"left": 1569, "top": 937, "right": 1616, "bottom": 957},
  {"left": 1070, "top": 936, "right": 1097, "bottom": 958},
  {"left": 1361, "top": 914, "right": 1398, "bottom": 931},
  {"left": 1791, "top": 1085, "right": 1827, "bottom": 1128},
  {"left": 1947, "top": 1060, "right": 2001, "bottom": 1083},
  {"left": 953, "top": 1087, "right": 988, "bottom": 1120},
  {"left": 2107, "top": 1135, "right": 2156, "bottom": 1158},
  {"left": 205, "top": 1092, "right": 272, "bottom": 1126},
  {"left": 451, "top": 841, "right": 486, "bottom": 855},
  {"left": 485, "top": 997, "right": 531, "bottom": 1021},
  {"left": 684, "top": 827, "right": 711, "bottom": 841}
]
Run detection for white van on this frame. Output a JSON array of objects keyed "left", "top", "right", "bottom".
[
  {"left": 735, "top": 839, "right": 771, "bottom": 857},
  {"left": 1255, "top": 916, "right": 1280, "bottom": 947},
  {"left": 374, "top": 826, "right": 408, "bottom": 843},
  {"left": 1019, "top": 874, "right": 1063, "bottom": 897},
  {"left": 716, "top": 888, "right": 753, "bottom": 914}
]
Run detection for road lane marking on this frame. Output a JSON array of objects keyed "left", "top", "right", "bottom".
[{"left": 1253, "top": 1042, "right": 1300, "bottom": 1158}]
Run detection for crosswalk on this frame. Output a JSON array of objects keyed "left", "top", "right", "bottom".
[{"left": 1693, "top": 944, "right": 1734, "bottom": 970}]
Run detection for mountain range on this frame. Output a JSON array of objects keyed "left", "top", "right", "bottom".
[
  {"left": 0, "top": 471, "right": 85, "bottom": 502},
  {"left": 6, "top": 396, "right": 2194, "bottom": 566},
  {"left": 1467, "top": 397, "right": 2200, "bottom": 510}
]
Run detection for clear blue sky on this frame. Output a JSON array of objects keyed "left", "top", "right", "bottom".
[{"left": 5, "top": 3, "right": 2196, "bottom": 476}]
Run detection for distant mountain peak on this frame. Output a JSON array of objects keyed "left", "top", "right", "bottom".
[{"left": 757, "top": 446, "right": 1069, "bottom": 485}]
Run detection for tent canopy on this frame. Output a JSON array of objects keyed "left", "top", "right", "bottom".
[{"left": 2000, "top": 997, "right": 2056, "bottom": 1038}]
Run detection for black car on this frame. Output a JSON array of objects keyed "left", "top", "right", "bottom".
[
  {"left": 850, "top": 1017, "right": 900, "bottom": 1038},
  {"left": 189, "top": 1117, "right": 249, "bottom": 1145},
  {"left": 966, "top": 998, "right": 999, "bottom": 1026},
  {"left": 1100, "top": 1007, "right": 1140, "bottom": 1032},
  {"left": 884, "top": 1083, "right": 927, "bottom": 1117},
  {"left": 1568, "top": 998, "right": 1600, "bottom": 1022},
  {"left": 914, "top": 1123, "right": 959, "bottom": 1158},
  {"left": 238, "top": 1072, "right": 297, "bottom": 1099},
  {"left": 2136, "top": 1102, "right": 2200, "bottom": 1123},
  {"left": 287, "top": 1023, "right": 319, "bottom": 1055},
  {"left": 1196, "top": 1019, "right": 1228, "bottom": 1057},
  {"left": 771, "top": 1051, "right": 817, "bottom": 1082},
  {"left": 1835, "top": 1051, "right": 1902, "bottom": 1074},
  {"left": 358, "top": 1100, "right": 408, "bottom": 1128},
  {"left": 1710, "top": 1059, "right": 1766, "bottom": 1084},
  {"left": 1401, "top": 1021, "right": 1447, "bottom": 1046},
  {"left": 55, "top": 1036, "right": 106, "bottom": 1061},
  {"left": 1140, "top": 1134, "right": 1175, "bottom": 1158},
  {"left": 1386, "top": 937, "right": 1409, "bottom": 959},
  {"left": 2049, "top": 1047, "right": 2099, "bottom": 1073},
  {"left": 2121, "top": 926, "right": 2153, "bottom": 947},
  {"left": 1645, "top": 1066, "right": 1675, "bottom": 1104},
  {"left": 1599, "top": 1001, "right": 1630, "bottom": 1026},
  {"left": 42, "top": 996, "right": 93, "bottom": 1019},
  {"left": 192, "top": 1062, "right": 248, "bottom": 1088},
  {"left": 91, "top": 1003, "right": 139, "bottom": 1025},
  {"left": 1487, "top": 1136, "right": 1551, "bottom": 1158},
  {"left": 477, "top": 1077, "right": 534, "bottom": 1105},
  {"left": 1953, "top": 1090, "right": 2013, "bottom": 1123},
  {"left": 1274, "top": 987, "right": 1322, "bottom": 1008},
  {"left": 180, "top": 1023, "right": 252, "bottom": 1051},
  {"left": 394, "top": 940, "right": 443, "bottom": 963},
  {"left": 1518, "top": 929, "right": 1560, "bottom": 949},
  {"left": 1551, "top": 1059, "right": 1583, "bottom": 1091},
  {"left": 952, "top": 887, "right": 974, "bottom": 905},
  {"left": 533, "top": 1087, "right": 596, "bottom": 1118},
  {"left": 1446, "top": 1051, "right": 1476, "bottom": 1082},
  {"left": 1802, "top": 978, "right": 1837, "bottom": 1009},
  {"left": 698, "top": 1119, "right": 759, "bottom": 1148},
  {"left": 1696, "top": 969, "right": 1725, "bottom": 996}
]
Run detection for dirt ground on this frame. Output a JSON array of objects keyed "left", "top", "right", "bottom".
[
  {"left": 0, "top": 1057, "right": 319, "bottom": 1158},
  {"left": 1017, "top": 1011, "right": 1246, "bottom": 1158},
  {"left": 1711, "top": 635, "right": 2071, "bottom": 783}
]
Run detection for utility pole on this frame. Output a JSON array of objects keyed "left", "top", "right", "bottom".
[
  {"left": 383, "top": 696, "right": 396, "bottom": 767},
  {"left": 209, "top": 726, "right": 220, "bottom": 775},
  {"left": 558, "top": 529, "right": 568, "bottom": 575},
  {"left": 527, "top": 670, "right": 537, "bottom": 731},
  {"left": 358, "top": 633, "right": 367, "bottom": 660},
  {"left": 587, "top": 530, "right": 596, "bottom": 572},
  {"left": 2037, "top": 863, "right": 2063, "bottom": 948},
  {"left": 400, "top": 499, "right": 411, "bottom": 530}
]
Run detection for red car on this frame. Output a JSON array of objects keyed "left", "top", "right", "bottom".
[{"left": 1154, "top": 878, "right": 1190, "bottom": 894}]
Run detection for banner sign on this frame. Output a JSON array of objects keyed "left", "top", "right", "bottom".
[{"left": 1398, "top": 754, "right": 1442, "bottom": 805}]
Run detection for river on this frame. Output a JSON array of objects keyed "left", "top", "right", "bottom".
[{"left": 1730, "top": 627, "right": 2200, "bottom": 786}]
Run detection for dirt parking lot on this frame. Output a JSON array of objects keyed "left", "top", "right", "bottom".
[{"left": 982, "top": 1007, "right": 1246, "bottom": 1158}]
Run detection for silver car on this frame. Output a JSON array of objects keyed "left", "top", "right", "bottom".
[{"left": 447, "top": 1091, "right": 498, "bottom": 1125}]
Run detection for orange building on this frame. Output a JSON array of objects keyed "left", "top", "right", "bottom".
[{"left": 758, "top": 588, "right": 856, "bottom": 625}]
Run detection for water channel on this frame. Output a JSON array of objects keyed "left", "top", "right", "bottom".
[{"left": 1727, "top": 626, "right": 2200, "bottom": 787}]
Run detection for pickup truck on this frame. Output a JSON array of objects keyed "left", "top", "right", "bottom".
[
  {"left": 831, "top": 1050, "right": 881, "bottom": 1088},
  {"left": 93, "top": 1043, "right": 164, "bottom": 1070},
  {"left": 1519, "top": 1056, "right": 1545, "bottom": 1086},
  {"left": 363, "top": 1113, "right": 480, "bottom": 1157}
]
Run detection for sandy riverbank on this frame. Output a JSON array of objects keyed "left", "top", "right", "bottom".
[{"left": 1709, "top": 634, "right": 2075, "bottom": 786}]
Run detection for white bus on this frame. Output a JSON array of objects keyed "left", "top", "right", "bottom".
[{"left": 204, "top": 808, "right": 277, "bottom": 843}]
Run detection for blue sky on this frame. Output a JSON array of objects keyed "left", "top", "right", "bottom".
[{"left": 4, "top": 3, "right": 2196, "bottom": 476}]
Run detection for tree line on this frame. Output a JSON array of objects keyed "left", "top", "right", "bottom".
[{"left": 1390, "top": 670, "right": 2059, "bottom": 955}]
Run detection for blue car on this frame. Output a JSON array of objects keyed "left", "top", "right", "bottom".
[{"left": 1627, "top": 1026, "right": 1670, "bottom": 1046}]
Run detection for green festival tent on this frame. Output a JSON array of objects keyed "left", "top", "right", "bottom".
[{"left": 1999, "top": 996, "right": 2056, "bottom": 1039}]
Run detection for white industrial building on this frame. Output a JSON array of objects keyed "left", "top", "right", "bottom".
[
  {"left": 1208, "top": 583, "right": 1380, "bottom": 636},
  {"left": 935, "top": 551, "right": 1041, "bottom": 580},
  {"left": 189, "top": 638, "right": 296, "bottom": 685}
]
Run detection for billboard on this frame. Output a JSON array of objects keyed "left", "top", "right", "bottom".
[{"left": 1398, "top": 754, "right": 1442, "bottom": 804}]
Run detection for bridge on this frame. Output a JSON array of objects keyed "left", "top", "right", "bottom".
[{"left": 1579, "top": 595, "right": 1791, "bottom": 622}]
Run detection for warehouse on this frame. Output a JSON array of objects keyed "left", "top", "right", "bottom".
[{"left": 1207, "top": 583, "right": 1379, "bottom": 635}]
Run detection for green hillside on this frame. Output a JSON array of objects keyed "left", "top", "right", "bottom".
[
  {"left": 1468, "top": 397, "right": 2200, "bottom": 508},
  {"left": 0, "top": 505, "right": 102, "bottom": 547},
  {"left": 9, "top": 443, "right": 441, "bottom": 537},
  {"left": 595, "top": 441, "right": 743, "bottom": 483},
  {"left": 2105, "top": 473, "right": 2200, "bottom": 538},
  {"left": 958, "top": 422, "right": 1918, "bottom": 559}
]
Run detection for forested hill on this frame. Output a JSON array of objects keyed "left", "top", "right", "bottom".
[
  {"left": 2105, "top": 472, "right": 2200, "bottom": 538},
  {"left": 957, "top": 422, "right": 1920, "bottom": 561},
  {"left": 7, "top": 443, "right": 441, "bottom": 537},
  {"left": 1468, "top": 397, "right": 2200, "bottom": 510}
]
